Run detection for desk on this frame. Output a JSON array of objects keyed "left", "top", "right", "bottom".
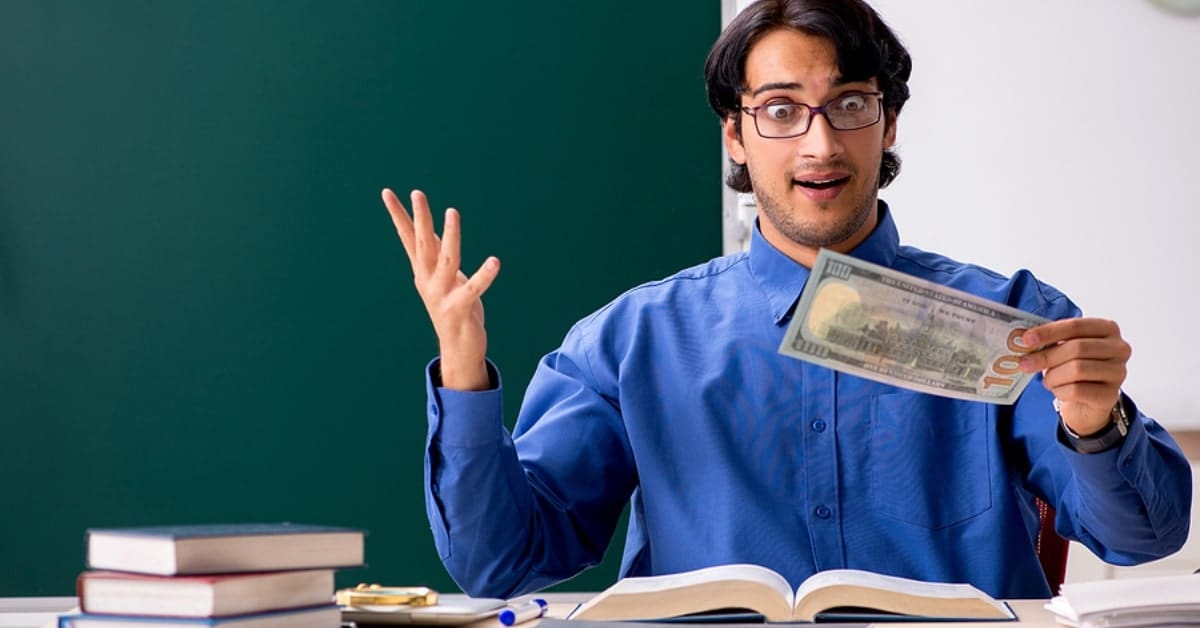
[{"left": 0, "top": 595, "right": 1058, "bottom": 628}]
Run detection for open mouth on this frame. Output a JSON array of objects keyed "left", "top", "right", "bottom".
[{"left": 794, "top": 176, "right": 850, "bottom": 190}]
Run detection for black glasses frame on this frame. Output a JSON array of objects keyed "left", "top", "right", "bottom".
[{"left": 740, "top": 91, "right": 884, "bottom": 139}]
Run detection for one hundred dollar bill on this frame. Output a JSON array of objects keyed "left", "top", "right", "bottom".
[{"left": 779, "top": 249, "right": 1049, "bottom": 404}]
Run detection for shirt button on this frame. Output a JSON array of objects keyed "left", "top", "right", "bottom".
[
  {"left": 429, "top": 404, "right": 439, "bottom": 416},
  {"left": 815, "top": 505, "right": 832, "bottom": 519},
  {"left": 811, "top": 418, "right": 827, "bottom": 432}
]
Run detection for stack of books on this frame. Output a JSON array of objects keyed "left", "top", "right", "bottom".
[
  {"left": 58, "top": 523, "right": 365, "bottom": 628},
  {"left": 1045, "top": 572, "right": 1200, "bottom": 627}
]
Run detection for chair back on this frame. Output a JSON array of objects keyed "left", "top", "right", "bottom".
[{"left": 1035, "top": 497, "right": 1069, "bottom": 593}]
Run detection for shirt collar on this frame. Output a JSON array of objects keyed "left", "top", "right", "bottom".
[{"left": 748, "top": 200, "right": 900, "bottom": 325}]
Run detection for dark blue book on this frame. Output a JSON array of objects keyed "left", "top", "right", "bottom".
[
  {"left": 86, "top": 523, "right": 365, "bottom": 575},
  {"left": 58, "top": 605, "right": 341, "bottom": 627}
]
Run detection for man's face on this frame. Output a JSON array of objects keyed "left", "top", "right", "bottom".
[{"left": 724, "top": 28, "right": 896, "bottom": 266}]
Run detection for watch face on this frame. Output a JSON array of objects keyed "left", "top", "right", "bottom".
[{"left": 1149, "top": 0, "right": 1200, "bottom": 15}]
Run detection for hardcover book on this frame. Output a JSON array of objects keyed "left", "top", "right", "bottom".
[
  {"left": 86, "top": 523, "right": 364, "bottom": 576},
  {"left": 78, "top": 569, "right": 335, "bottom": 618},
  {"left": 568, "top": 564, "right": 1015, "bottom": 622},
  {"left": 58, "top": 605, "right": 341, "bottom": 627}
]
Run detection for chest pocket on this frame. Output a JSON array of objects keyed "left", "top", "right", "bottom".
[{"left": 871, "top": 392, "right": 992, "bottom": 529}]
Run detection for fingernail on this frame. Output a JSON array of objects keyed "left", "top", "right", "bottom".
[
  {"left": 1019, "top": 357, "right": 1034, "bottom": 372},
  {"left": 1023, "top": 331, "right": 1039, "bottom": 346}
]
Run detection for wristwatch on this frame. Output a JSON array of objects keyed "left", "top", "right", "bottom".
[{"left": 1056, "top": 395, "right": 1131, "bottom": 454}]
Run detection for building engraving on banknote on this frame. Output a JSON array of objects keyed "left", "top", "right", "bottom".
[{"left": 779, "top": 250, "right": 1049, "bottom": 404}]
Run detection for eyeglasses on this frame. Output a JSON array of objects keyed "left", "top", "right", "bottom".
[{"left": 741, "top": 91, "right": 884, "bottom": 139}]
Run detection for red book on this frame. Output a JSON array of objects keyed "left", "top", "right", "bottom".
[
  {"left": 77, "top": 570, "right": 334, "bottom": 618},
  {"left": 58, "top": 606, "right": 340, "bottom": 627}
]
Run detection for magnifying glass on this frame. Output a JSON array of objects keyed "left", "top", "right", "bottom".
[{"left": 336, "top": 584, "right": 439, "bottom": 608}]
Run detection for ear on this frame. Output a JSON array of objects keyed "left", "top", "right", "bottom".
[
  {"left": 724, "top": 116, "right": 746, "bottom": 165},
  {"left": 883, "top": 111, "right": 898, "bottom": 150}
]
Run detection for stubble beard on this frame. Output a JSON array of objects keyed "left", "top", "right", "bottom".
[{"left": 751, "top": 160, "right": 880, "bottom": 249}]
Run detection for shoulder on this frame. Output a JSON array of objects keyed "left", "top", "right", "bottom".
[
  {"left": 590, "top": 252, "right": 746, "bottom": 316},
  {"left": 894, "top": 245, "right": 1080, "bottom": 319},
  {"left": 552, "top": 251, "right": 748, "bottom": 386},
  {"left": 631, "top": 251, "right": 750, "bottom": 294},
  {"left": 563, "top": 252, "right": 748, "bottom": 340}
]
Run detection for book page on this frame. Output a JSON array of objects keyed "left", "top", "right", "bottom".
[
  {"left": 792, "top": 569, "right": 1012, "bottom": 620},
  {"left": 1056, "top": 574, "right": 1200, "bottom": 616},
  {"left": 796, "top": 569, "right": 989, "bottom": 602},
  {"left": 570, "top": 564, "right": 797, "bottom": 621},
  {"left": 603, "top": 564, "right": 793, "bottom": 603}
]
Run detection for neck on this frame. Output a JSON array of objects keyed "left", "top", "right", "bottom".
[{"left": 758, "top": 199, "right": 881, "bottom": 268}]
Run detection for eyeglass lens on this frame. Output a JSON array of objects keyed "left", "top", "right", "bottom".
[{"left": 754, "top": 92, "right": 881, "bottom": 138}]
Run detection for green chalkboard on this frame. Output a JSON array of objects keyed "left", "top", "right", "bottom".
[{"left": 0, "top": 1, "right": 720, "bottom": 595}]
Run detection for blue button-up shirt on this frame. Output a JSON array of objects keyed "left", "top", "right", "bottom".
[{"left": 423, "top": 203, "right": 1191, "bottom": 600}]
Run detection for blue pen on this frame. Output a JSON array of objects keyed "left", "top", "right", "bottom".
[{"left": 498, "top": 598, "right": 548, "bottom": 626}]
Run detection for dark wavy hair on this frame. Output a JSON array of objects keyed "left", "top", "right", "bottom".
[{"left": 704, "top": 0, "right": 912, "bottom": 192}]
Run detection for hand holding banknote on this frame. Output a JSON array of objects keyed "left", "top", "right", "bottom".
[
  {"left": 780, "top": 250, "right": 1050, "bottom": 404},
  {"left": 1019, "top": 318, "right": 1131, "bottom": 436},
  {"left": 780, "top": 250, "right": 1133, "bottom": 419}
]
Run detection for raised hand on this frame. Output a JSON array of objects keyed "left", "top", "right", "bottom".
[
  {"left": 382, "top": 188, "right": 500, "bottom": 390},
  {"left": 1019, "top": 318, "right": 1132, "bottom": 435}
]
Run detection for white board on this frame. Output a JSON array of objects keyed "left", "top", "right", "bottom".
[{"left": 723, "top": 0, "right": 1200, "bottom": 428}]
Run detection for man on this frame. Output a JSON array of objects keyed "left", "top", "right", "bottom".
[{"left": 382, "top": 0, "right": 1191, "bottom": 600}]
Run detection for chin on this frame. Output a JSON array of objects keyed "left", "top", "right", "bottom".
[{"left": 793, "top": 209, "right": 874, "bottom": 247}]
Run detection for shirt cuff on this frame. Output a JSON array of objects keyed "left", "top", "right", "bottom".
[
  {"left": 425, "top": 357, "right": 506, "bottom": 448},
  {"left": 1058, "top": 401, "right": 1152, "bottom": 489}
]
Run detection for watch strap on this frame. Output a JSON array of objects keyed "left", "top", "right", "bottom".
[{"left": 1057, "top": 394, "right": 1131, "bottom": 454}]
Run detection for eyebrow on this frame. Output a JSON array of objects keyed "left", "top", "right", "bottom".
[{"left": 749, "top": 77, "right": 857, "bottom": 98}]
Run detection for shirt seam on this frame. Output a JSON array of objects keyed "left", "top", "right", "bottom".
[
  {"left": 896, "top": 251, "right": 1073, "bottom": 315},
  {"left": 580, "top": 253, "right": 751, "bottom": 322}
]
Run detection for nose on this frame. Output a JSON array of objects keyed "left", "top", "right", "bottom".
[{"left": 797, "top": 113, "right": 844, "bottom": 161}]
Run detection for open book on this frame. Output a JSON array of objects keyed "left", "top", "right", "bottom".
[{"left": 568, "top": 564, "right": 1015, "bottom": 622}]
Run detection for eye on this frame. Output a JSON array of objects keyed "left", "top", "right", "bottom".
[
  {"left": 834, "top": 93, "right": 868, "bottom": 112},
  {"left": 764, "top": 103, "right": 801, "bottom": 121}
]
